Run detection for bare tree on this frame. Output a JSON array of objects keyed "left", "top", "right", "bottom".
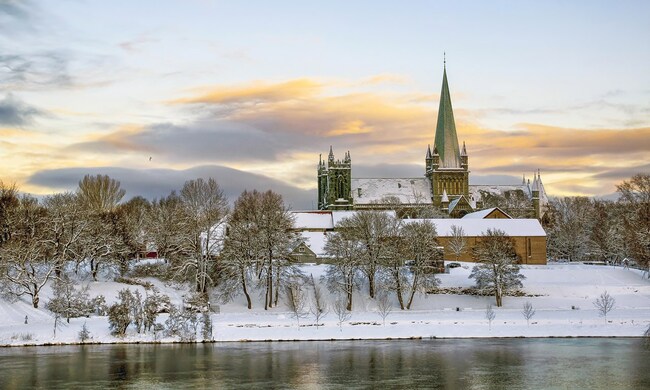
[
  {"left": 400, "top": 221, "right": 442, "bottom": 309},
  {"left": 522, "top": 301, "right": 536, "bottom": 326},
  {"left": 324, "top": 231, "right": 361, "bottom": 311},
  {"left": 78, "top": 209, "right": 125, "bottom": 281},
  {"left": 256, "top": 191, "right": 296, "bottom": 310},
  {"left": 42, "top": 193, "right": 88, "bottom": 277},
  {"left": 0, "top": 181, "right": 19, "bottom": 245},
  {"left": 285, "top": 282, "right": 308, "bottom": 327},
  {"left": 47, "top": 277, "right": 92, "bottom": 323},
  {"left": 376, "top": 292, "right": 392, "bottom": 326},
  {"left": 0, "top": 195, "right": 55, "bottom": 308},
  {"left": 469, "top": 229, "right": 525, "bottom": 307},
  {"left": 339, "top": 211, "right": 396, "bottom": 299},
  {"left": 447, "top": 225, "right": 467, "bottom": 261},
  {"left": 219, "top": 192, "right": 262, "bottom": 309},
  {"left": 617, "top": 174, "right": 650, "bottom": 275},
  {"left": 173, "top": 178, "right": 229, "bottom": 294},
  {"left": 77, "top": 174, "right": 125, "bottom": 212},
  {"left": 309, "top": 274, "right": 328, "bottom": 329},
  {"left": 333, "top": 298, "right": 351, "bottom": 331},
  {"left": 546, "top": 197, "right": 592, "bottom": 262},
  {"left": 113, "top": 197, "right": 151, "bottom": 274},
  {"left": 485, "top": 304, "right": 496, "bottom": 330},
  {"left": 146, "top": 193, "right": 185, "bottom": 262},
  {"left": 593, "top": 290, "right": 616, "bottom": 322}
]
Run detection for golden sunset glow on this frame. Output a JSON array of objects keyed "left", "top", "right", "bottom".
[{"left": 1, "top": 1, "right": 648, "bottom": 207}]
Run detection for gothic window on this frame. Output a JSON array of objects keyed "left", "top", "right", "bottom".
[{"left": 337, "top": 175, "right": 346, "bottom": 199}]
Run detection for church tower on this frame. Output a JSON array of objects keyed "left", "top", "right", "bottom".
[
  {"left": 425, "top": 60, "right": 470, "bottom": 209},
  {"left": 317, "top": 146, "right": 353, "bottom": 210}
]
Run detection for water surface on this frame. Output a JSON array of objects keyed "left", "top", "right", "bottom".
[{"left": 0, "top": 338, "right": 648, "bottom": 389}]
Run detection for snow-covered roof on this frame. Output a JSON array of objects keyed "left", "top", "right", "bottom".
[
  {"left": 291, "top": 210, "right": 399, "bottom": 230},
  {"left": 351, "top": 178, "right": 432, "bottom": 205},
  {"left": 292, "top": 211, "right": 333, "bottom": 230},
  {"left": 403, "top": 218, "right": 546, "bottom": 237},
  {"left": 299, "top": 231, "right": 329, "bottom": 257},
  {"left": 462, "top": 207, "right": 512, "bottom": 219},
  {"left": 469, "top": 184, "right": 531, "bottom": 201}
]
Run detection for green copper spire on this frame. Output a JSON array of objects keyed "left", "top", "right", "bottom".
[{"left": 434, "top": 63, "right": 461, "bottom": 168}]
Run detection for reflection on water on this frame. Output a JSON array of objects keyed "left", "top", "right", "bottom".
[{"left": 0, "top": 339, "right": 648, "bottom": 389}]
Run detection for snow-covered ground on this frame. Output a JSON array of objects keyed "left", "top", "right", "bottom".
[{"left": 1, "top": 262, "right": 649, "bottom": 346}]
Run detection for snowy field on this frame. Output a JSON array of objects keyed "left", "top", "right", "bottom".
[{"left": 1, "top": 262, "right": 649, "bottom": 346}]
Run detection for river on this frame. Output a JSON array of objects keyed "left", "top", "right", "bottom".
[{"left": 0, "top": 338, "right": 648, "bottom": 389}]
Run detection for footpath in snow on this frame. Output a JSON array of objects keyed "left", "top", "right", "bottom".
[{"left": 1, "top": 262, "right": 649, "bottom": 346}]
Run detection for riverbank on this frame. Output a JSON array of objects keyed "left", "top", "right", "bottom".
[{"left": 2, "top": 262, "right": 649, "bottom": 347}]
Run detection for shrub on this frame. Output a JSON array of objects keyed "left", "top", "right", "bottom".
[{"left": 108, "top": 289, "right": 135, "bottom": 337}]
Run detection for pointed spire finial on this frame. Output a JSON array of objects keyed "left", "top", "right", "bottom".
[{"left": 443, "top": 51, "right": 446, "bottom": 70}]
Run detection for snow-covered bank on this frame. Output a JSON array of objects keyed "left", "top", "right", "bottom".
[{"left": 1, "top": 263, "right": 649, "bottom": 346}]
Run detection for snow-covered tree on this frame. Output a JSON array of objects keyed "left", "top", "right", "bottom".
[
  {"left": 174, "top": 178, "right": 229, "bottom": 294},
  {"left": 108, "top": 289, "right": 135, "bottom": 337},
  {"left": 469, "top": 229, "right": 525, "bottom": 307},
  {"left": 447, "top": 225, "right": 467, "bottom": 261},
  {"left": 308, "top": 274, "right": 328, "bottom": 329},
  {"left": 593, "top": 290, "right": 616, "bottom": 322},
  {"left": 47, "top": 277, "right": 92, "bottom": 323},
  {"left": 546, "top": 197, "right": 592, "bottom": 262},
  {"left": 338, "top": 210, "right": 396, "bottom": 299},
  {"left": 323, "top": 231, "right": 362, "bottom": 311},
  {"left": 219, "top": 192, "right": 261, "bottom": 309},
  {"left": 285, "top": 281, "right": 308, "bottom": 327},
  {"left": 485, "top": 304, "right": 496, "bottom": 330},
  {"left": 42, "top": 193, "right": 88, "bottom": 278},
  {"left": 0, "top": 195, "right": 55, "bottom": 308},
  {"left": 201, "top": 311, "right": 213, "bottom": 341},
  {"left": 522, "top": 301, "right": 536, "bottom": 326},
  {"left": 376, "top": 292, "right": 392, "bottom": 326},
  {"left": 333, "top": 298, "right": 351, "bottom": 331},
  {"left": 617, "top": 174, "right": 650, "bottom": 274},
  {"left": 78, "top": 322, "right": 91, "bottom": 343},
  {"left": 77, "top": 174, "right": 125, "bottom": 212},
  {"left": 400, "top": 221, "right": 442, "bottom": 310},
  {"left": 143, "top": 288, "right": 169, "bottom": 332}
]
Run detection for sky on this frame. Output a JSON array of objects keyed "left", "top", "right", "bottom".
[{"left": 1, "top": 0, "right": 649, "bottom": 209}]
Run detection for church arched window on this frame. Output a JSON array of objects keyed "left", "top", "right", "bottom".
[{"left": 337, "top": 175, "right": 346, "bottom": 199}]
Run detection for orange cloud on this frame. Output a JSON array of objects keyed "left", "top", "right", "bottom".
[
  {"left": 172, "top": 79, "right": 322, "bottom": 104},
  {"left": 328, "top": 120, "right": 373, "bottom": 136},
  {"left": 23, "top": 77, "right": 647, "bottom": 200}
]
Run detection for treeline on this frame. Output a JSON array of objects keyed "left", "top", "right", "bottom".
[
  {"left": 544, "top": 174, "right": 649, "bottom": 270},
  {"left": 0, "top": 175, "right": 229, "bottom": 308},
  {"left": 0, "top": 173, "right": 446, "bottom": 312},
  {"left": 1, "top": 173, "right": 647, "bottom": 314}
]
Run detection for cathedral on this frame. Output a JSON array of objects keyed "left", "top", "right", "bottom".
[{"left": 317, "top": 64, "right": 548, "bottom": 220}]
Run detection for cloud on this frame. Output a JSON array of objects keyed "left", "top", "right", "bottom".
[
  {"left": 173, "top": 79, "right": 322, "bottom": 105},
  {"left": 27, "top": 165, "right": 315, "bottom": 210},
  {"left": 118, "top": 34, "right": 159, "bottom": 53},
  {"left": 57, "top": 77, "right": 649, "bottom": 199},
  {"left": 0, "top": 0, "right": 37, "bottom": 34},
  {"left": 68, "top": 121, "right": 309, "bottom": 164},
  {"left": 0, "top": 52, "right": 72, "bottom": 90},
  {"left": 591, "top": 164, "right": 650, "bottom": 181},
  {"left": 0, "top": 94, "right": 44, "bottom": 125}
]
